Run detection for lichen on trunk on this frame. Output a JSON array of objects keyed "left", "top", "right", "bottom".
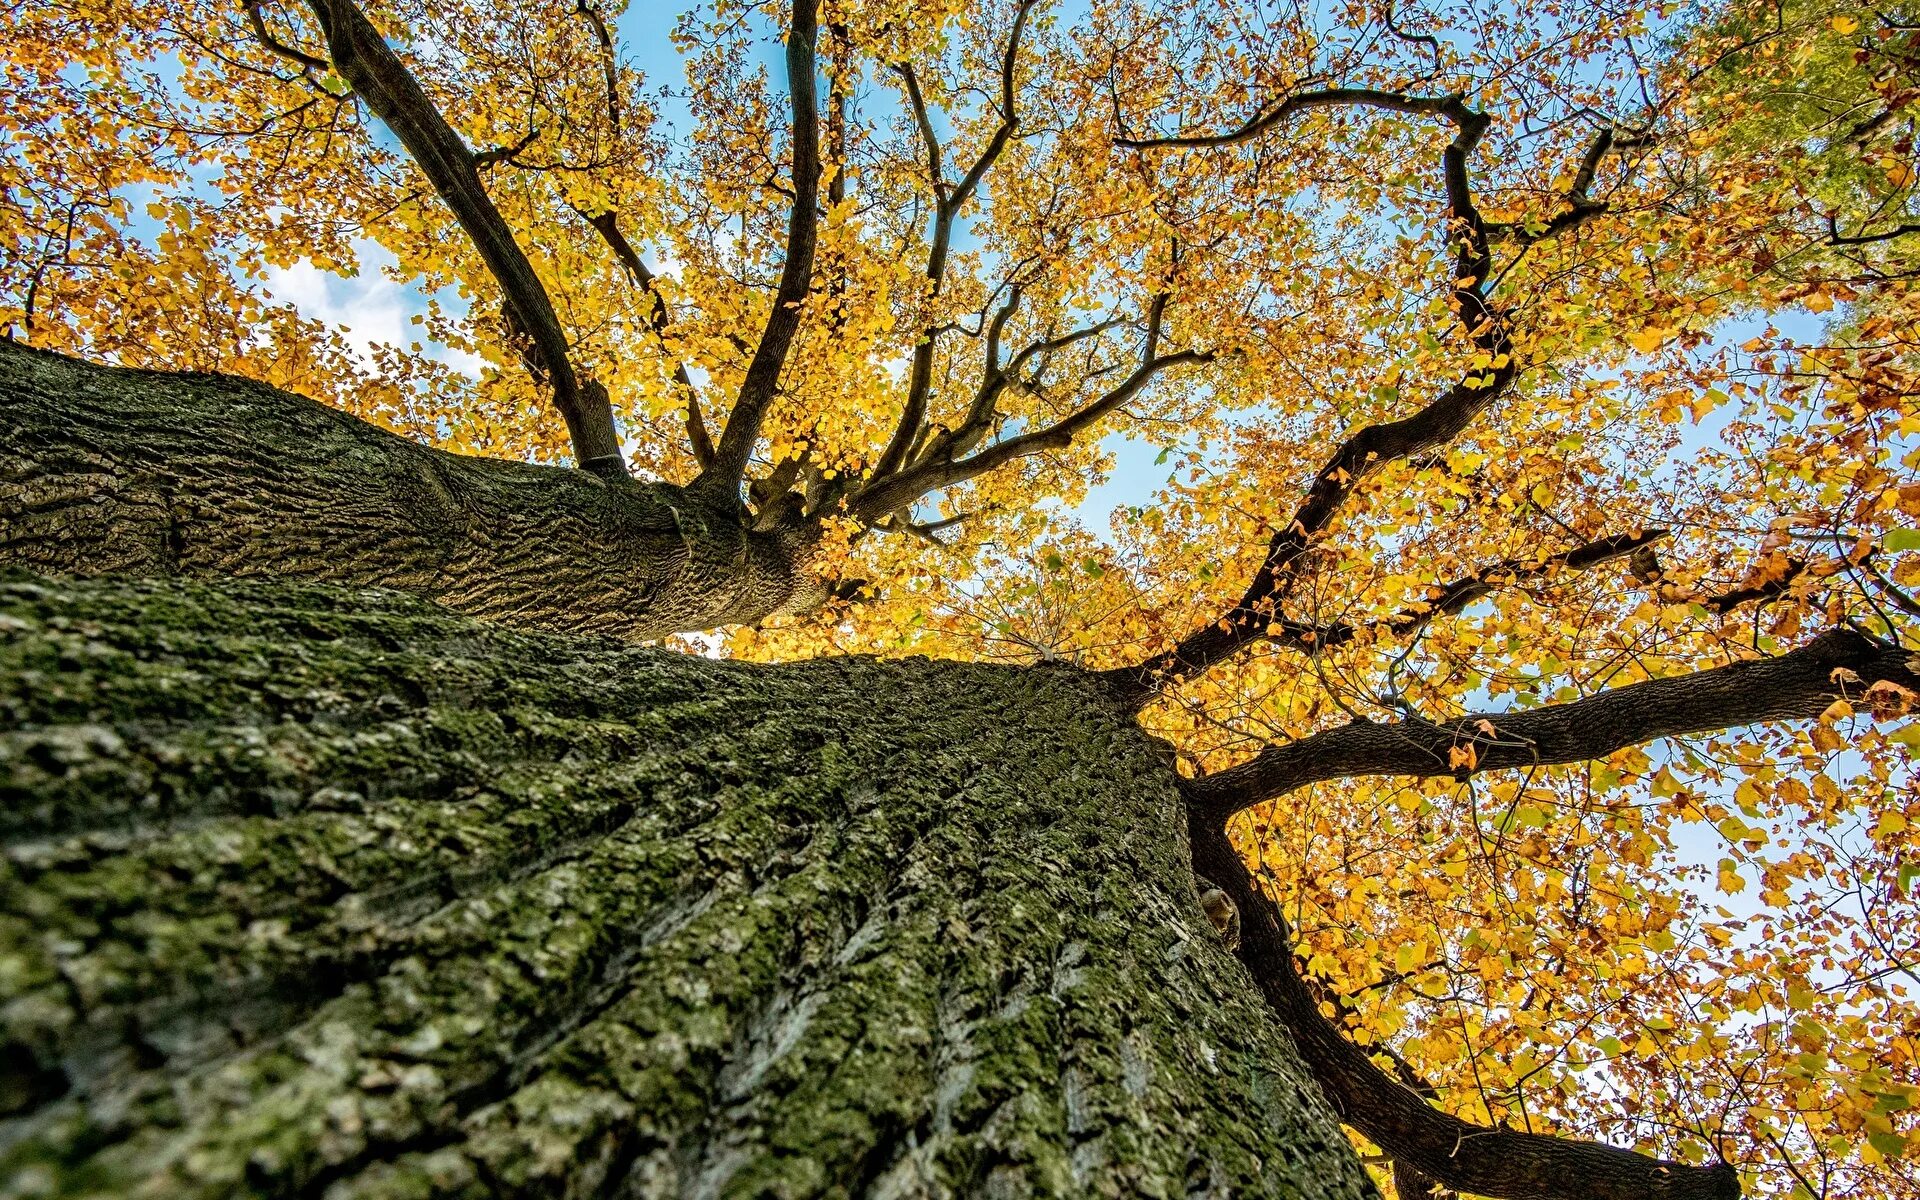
[
  {"left": 0, "top": 341, "right": 820, "bottom": 641},
  {"left": 0, "top": 571, "right": 1371, "bottom": 1198}
]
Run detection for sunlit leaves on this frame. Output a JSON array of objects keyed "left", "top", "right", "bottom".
[{"left": 8, "top": 0, "right": 1920, "bottom": 1195}]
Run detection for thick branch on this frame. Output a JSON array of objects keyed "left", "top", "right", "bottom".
[
  {"left": 1188, "top": 818, "right": 1743, "bottom": 1200},
  {"left": 1116, "top": 87, "right": 1481, "bottom": 151},
  {"left": 1182, "top": 625, "right": 1920, "bottom": 820},
  {"left": 302, "top": 0, "right": 626, "bottom": 478},
  {"left": 698, "top": 0, "right": 821, "bottom": 499},
  {"left": 0, "top": 342, "right": 823, "bottom": 640}
]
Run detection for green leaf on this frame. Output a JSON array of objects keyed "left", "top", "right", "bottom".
[
  {"left": 1868, "top": 1130, "right": 1908, "bottom": 1159},
  {"left": 1874, "top": 1090, "right": 1913, "bottom": 1114},
  {"left": 1884, "top": 529, "right": 1920, "bottom": 553}
]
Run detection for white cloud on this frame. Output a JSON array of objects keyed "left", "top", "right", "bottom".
[{"left": 262, "top": 242, "right": 483, "bottom": 377}]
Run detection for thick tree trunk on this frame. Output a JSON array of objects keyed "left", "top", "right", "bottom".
[
  {"left": 0, "top": 342, "right": 818, "bottom": 640},
  {"left": 0, "top": 571, "right": 1372, "bottom": 1198}
]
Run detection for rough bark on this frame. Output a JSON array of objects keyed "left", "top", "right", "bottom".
[
  {"left": 0, "top": 342, "right": 820, "bottom": 641},
  {"left": 0, "top": 571, "right": 1372, "bottom": 1199}
]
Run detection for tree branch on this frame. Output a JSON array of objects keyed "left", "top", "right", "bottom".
[
  {"left": 573, "top": 0, "right": 621, "bottom": 130},
  {"left": 1188, "top": 817, "right": 1744, "bottom": 1200},
  {"left": 870, "top": 0, "right": 1036, "bottom": 484},
  {"left": 1116, "top": 86, "right": 1482, "bottom": 150},
  {"left": 1102, "top": 90, "right": 1512, "bottom": 706},
  {"left": 1824, "top": 211, "right": 1920, "bottom": 246},
  {"left": 851, "top": 294, "right": 1211, "bottom": 521},
  {"left": 931, "top": 312, "right": 1129, "bottom": 465},
  {"left": 471, "top": 124, "right": 544, "bottom": 170},
  {"left": 1182, "top": 624, "right": 1920, "bottom": 820},
  {"left": 301, "top": 0, "right": 627, "bottom": 477},
  {"left": 244, "top": 0, "right": 332, "bottom": 73},
  {"left": 580, "top": 209, "right": 714, "bottom": 468},
  {"left": 1264, "top": 529, "right": 1669, "bottom": 654},
  {"left": 1487, "top": 125, "right": 1653, "bottom": 246},
  {"left": 696, "top": 0, "right": 821, "bottom": 501},
  {"left": 893, "top": 62, "right": 947, "bottom": 202}
]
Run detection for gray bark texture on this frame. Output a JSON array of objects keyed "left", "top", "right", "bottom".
[
  {"left": 0, "top": 569, "right": 1373, "bottom": 1199},
  {"left": 0, "top": 341, "right": 819, "bottom": 641}
]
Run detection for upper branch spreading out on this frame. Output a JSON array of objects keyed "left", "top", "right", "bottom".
[
  {"left": 869, "top": 2, "right": 1037, "bottom": 486},
  {"left": 850, "top": 291, "right": 1213, "bottom": 521},
  {"left": 300, "top": 0, "right": 628, "bottom": 478},
  {"left": 1102, "top": 90, "right": 1651, "bottom": 708},
  {"left": 696, "top": 0, "right": 822, "bottom": 502},
  {"left": 1182, "top": 624, "right": 1920, "bottom": 821},
  {"left": 1100, "top": 92, "right": 1504, "bottom": 705}
]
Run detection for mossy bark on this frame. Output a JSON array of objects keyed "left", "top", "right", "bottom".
[
  {"left": 0, "top": 572, "right": 1372, "bottom": 1199},
  {"left": 0, "top": 341, "right": 821, "bottom": 641}
]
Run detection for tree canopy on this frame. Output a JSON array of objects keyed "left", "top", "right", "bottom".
[{"left": 5, "top": 0, "right": 1920, "bottom": 1195}]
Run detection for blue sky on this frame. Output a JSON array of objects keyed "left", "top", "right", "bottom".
[
  {"left": 244, "top": 1, "right": 1190, "bottom": 521},
  {"left": 252, "top": 1, "right": 1835, "bottom": 541},
  {"left": 97, "top": 0, "right": 1915, "bottom": 1055}
]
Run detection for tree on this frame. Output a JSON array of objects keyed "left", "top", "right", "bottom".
[{"left": 3, "top": 0, "right": 1920, "bottom": 1196}]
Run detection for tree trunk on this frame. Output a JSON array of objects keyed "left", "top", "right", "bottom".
[
  {"left": 0, "top": 342, "right": 819, "bottom": 640},
  {"left": 0, "top": 571, "right": 1372, "bottom": 1199}
]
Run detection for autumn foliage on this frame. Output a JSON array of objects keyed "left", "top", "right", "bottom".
[{"left": 5, "top": 0, "right": 1920, "bottom": 1194}]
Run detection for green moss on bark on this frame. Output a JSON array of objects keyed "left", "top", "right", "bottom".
[{"left": 0, "top": 572, "right": 1370, "bottom": 1199}]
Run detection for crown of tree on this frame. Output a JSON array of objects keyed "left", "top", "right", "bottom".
[{"left": 4, "top": 0, "right": 1920, "bottom": 1195}]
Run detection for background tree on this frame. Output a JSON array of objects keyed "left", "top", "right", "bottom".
[{"left": 3, "top": 0, "right": 1920, "bottom": 1196}]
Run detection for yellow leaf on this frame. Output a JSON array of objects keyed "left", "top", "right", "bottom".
[{"left": 1627, "top": 327, "right": 1670, "bottom": 353}]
